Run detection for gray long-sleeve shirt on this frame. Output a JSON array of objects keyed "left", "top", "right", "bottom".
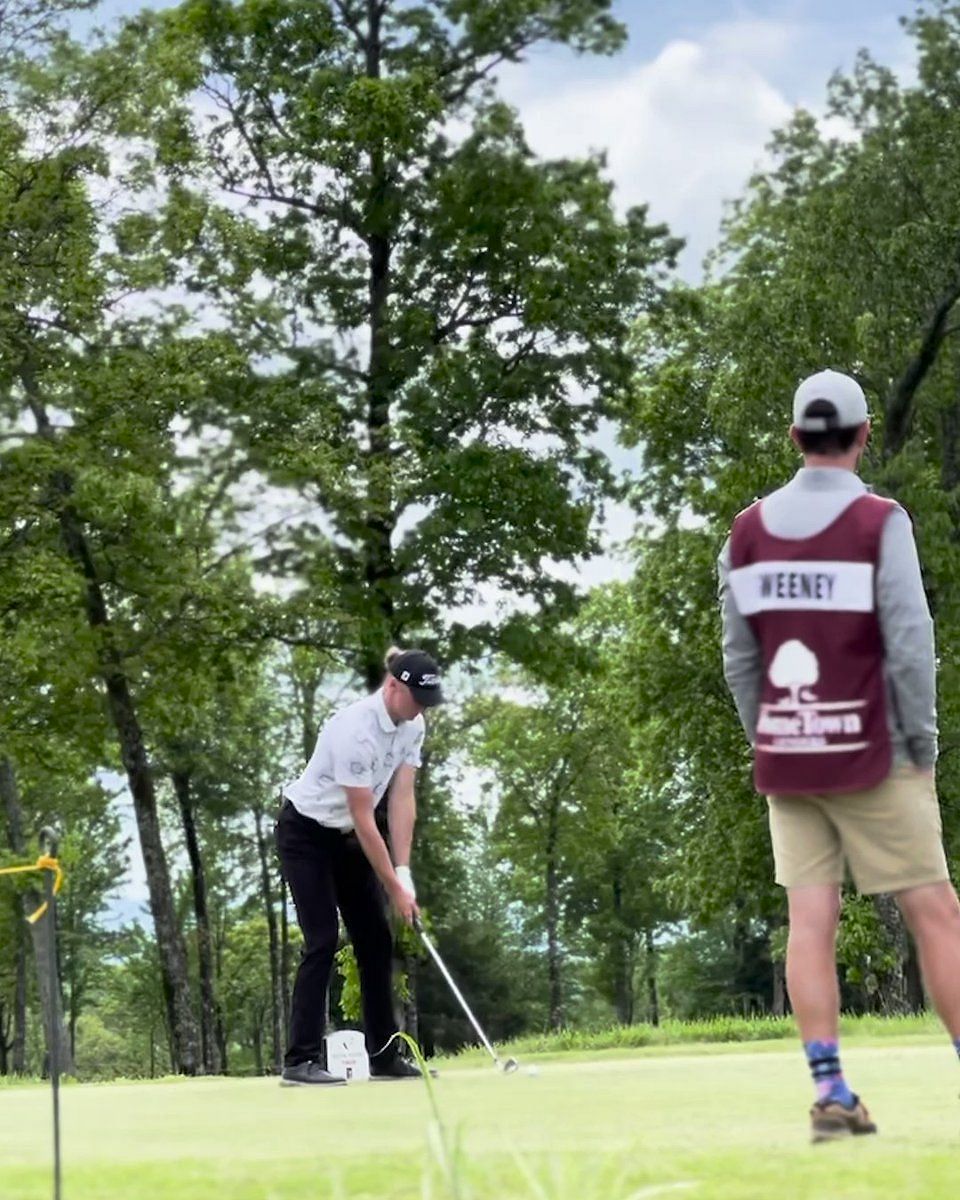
[{"left": 718, "top": 466, "right": 938, "bottom": 769}]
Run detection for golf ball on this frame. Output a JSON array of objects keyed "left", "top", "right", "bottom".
[{"left": 525, "top": 1066, "right": 540, "bottom": 1077}]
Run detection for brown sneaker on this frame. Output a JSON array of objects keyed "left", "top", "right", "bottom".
[{"left": 810, "top": 1095, "right": 877, "bottom": 1143}]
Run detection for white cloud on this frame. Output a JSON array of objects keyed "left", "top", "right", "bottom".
[{"left": 499, "top": 27, "right": 795, "bottom": 279}]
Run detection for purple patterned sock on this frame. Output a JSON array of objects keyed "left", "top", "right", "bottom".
[
  {"left": 804, "top": 1039, "right": 855, "bottom": 1107},
  {"left": 954, "top": 1036, "right": 960, "bottom": 1060}
]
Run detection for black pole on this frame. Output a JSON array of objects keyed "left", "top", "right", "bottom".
[{"left": 39, "top": 827, "right": 62, "bottom": 1200}]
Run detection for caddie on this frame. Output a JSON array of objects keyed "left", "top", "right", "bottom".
[
  {"left": 718, "top": 369, "right": 960, "bottom": 1141},
  {"left": 275, "top": 646, "right": 443, "bottom": 1085}
]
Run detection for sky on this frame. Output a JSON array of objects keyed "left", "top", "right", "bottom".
[
  {"left": 79, "top": 0, "right": 915, "bottom": 278},
  {"left": 75, "top": 0, "right": 916, "bottom": 919}
]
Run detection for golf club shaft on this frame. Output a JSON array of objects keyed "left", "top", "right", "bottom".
[{"left": 416, "top": 924, "right": 501, "bottom": 1066}]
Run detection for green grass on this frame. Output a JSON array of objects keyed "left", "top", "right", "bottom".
[
  {"left": 446, "top": 1011, "right": 945, "bottom": 1063},
  {"left": 1, "top": 1037, "right": 958, "bottom": 1199},
  {"left": 440, "top": 1012, "right": 946, "bottom": 1071}
]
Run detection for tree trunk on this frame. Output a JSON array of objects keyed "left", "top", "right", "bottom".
[
  {"left": 940, "top": 400, "right": 960, "bottom": 493},
  {"left": 216, "top": 1003, "right": 228, "bottom": 1074},
  {"left": 13, "top": 913, "right": 27, "bottom": 1073},
  {"left": 0, "top": 757, "right": 74, "bottom": 1074},
  {"left": 645, "top": 927, "right": 659, "bottom": 1027},
  {"left": 252, "top": 1009, "right": 264, "bottom": 1075},
  {"left": 904, "top": 937, "right": 925, "bottom": 1013},
  {"left": 872, "top": 893, "right": 911, "bottom": 1015},
  {"left": 611, "top": 875, "right": 633, "bottom": 1024},
  {"left": 253, "top": 798, "right": 283, "bottom": 1072},
  {"left": 212, "top": 904, "right": 229, "bottom": 1071},
  {"left": 545, "top": 798, "right": 563, "bottom": 1031},
  {"left": 884, "top": 279, "right": 960, "bottom": 458},
  {"left": 173, "top": 771, "right": 221, "bottom": 1074},
  {"left": 296, "top": 668, "right": 321, "bottom": 763},
  {"left": 280, "top": 862, "right": 292, "bottom": 1041},
  {"left": 23, "top": 376, "right": 200, "bottom": 1075},
  {"left": 403, "top": 954, "right": 419, "bottom": 1043},
  {"left": 68, "top": 945, "right": 78, "bottom": 1065},
  {"left": 360, "top": 0, "right": 400, "bottom": 689},
  {"left": 0, "top": 1000, "right": 8, "bottom": 1075},
  {"left": 772, "top": 958, "right": 788, "bottom": 1017}
]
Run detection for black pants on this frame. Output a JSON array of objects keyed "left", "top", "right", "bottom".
[{"left": 275, "top": 800, "right": 398, "bottom": 1067}]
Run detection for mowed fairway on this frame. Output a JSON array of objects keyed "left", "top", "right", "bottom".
[{"left": 1, "top": 1040, "right": 958, "bottom": 1199}]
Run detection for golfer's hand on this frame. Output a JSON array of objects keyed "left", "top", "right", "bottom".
[{"left": 390, "top": 882, "right": 419, "bottom": 926}]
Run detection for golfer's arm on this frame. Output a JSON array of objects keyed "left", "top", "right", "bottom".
[
  {"left": 346, "top": 787, "right": 402, "bottom": 894},
  {"left": 387, "top": 764, "right": 417, "bottom": 868}
]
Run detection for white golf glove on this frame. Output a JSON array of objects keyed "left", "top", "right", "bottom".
[{"left": 395, "top": 865, "right": 416, "bottom": 900}]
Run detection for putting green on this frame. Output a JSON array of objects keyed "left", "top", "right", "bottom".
[{"left": 0, "top": 1041, "right": 957, "bottom": 1198}]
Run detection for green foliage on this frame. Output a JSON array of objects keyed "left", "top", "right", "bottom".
[
  {"left": 461, "top": 1009, "right": 944, "bottom": 1058},
  {"left": 53, "top": 0, "right": 682, "bottom": 682},
  {"left": 77, "top": 926, "right": 171, "bottom": 1079},
  {"left": 836, "top": 894, "right": 900, "bottom": 997},
  {"left": 619, "top": 2, "right": 960, "bottom": 992},
  {"left": 334, "top": 942, "right": 361, "bottom": 1024}
]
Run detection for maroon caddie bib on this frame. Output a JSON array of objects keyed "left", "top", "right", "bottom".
[{"left": 728, "top": 493, "right": 896, "bottom": 795}]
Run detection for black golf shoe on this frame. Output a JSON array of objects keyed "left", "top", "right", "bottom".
[
  {"left": 370, "top": 1051, "right": 437, "bottom": 1080},
  {"left": 280, "top": 1060, "right": 347, "bottom": 1087},
  {"left": 370, "top": 1052, "right": 423, "bottom": 1080}
]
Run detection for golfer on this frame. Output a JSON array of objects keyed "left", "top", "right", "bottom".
[
  {"left": 275, "top": 646, "right": 443, "bottom": 1085},
  {"left": 719, "top": 370, "right": 960, "bottom": 1141}
]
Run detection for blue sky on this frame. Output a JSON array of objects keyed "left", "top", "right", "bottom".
[{"left": 76, "top": 1, "right": 914, "bottom": 276}]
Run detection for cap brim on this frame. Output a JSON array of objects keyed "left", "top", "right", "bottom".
[{"left": 412, "top": 688, "right": 444, "bottom": 708}]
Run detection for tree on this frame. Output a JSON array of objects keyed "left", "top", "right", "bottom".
[
  {"left": 0, "top": 0, "right": 95, "bottom": 68},
  {"left": 470, "top": 672, "right": 608, "bottom": 1030},
  {"left": 46, "top": 785, "right": 129, "bottom": 1064},
  {"left": 624, "top": 1, "right": 960, "bottom": 1012},
  {"left": 65, "top": 0, "right": 681, "bottom": 686},
  {"left": 0, "top": 760, "right": 75, "bottom": 1074}
]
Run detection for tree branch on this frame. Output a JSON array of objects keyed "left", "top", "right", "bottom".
[
  {"left": 331, "top": 0, "right": 367, "bottom": 54},
  {"left": 884, "top": 276, "right": 960, "bottom": 458}
]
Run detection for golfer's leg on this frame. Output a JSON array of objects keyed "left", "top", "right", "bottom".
[
  {"left": 896, "top": 882, "right": 960, "bottom": 1039},
  {"left": 785, "top": 884, "right": 843, "bottom": 1042},
  {"left": 334, "top": 842, "right": 398, "bottom": 1059},
  {"left": 275, "top": 803, "right": 339, "bottom": 1067}
]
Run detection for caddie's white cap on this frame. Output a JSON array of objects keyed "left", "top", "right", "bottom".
[{"left": 792, "top": 370, "right": 868, "bottom": 431}]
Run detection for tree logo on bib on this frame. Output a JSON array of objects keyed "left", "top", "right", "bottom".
[
  {"left": 769, "top": 640, "right": 819, "bottom": 706},
  {"left": 757, "top": 639, "right": 868, "bottom": 753}
]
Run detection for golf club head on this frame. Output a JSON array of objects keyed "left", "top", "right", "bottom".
[{"left": 499, "top": 1057, "right": 519, "bottom": 1074}]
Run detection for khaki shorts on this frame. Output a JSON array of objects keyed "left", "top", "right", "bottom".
[{"left": 767, "top": 765, "right": 950, "bottom": 894}]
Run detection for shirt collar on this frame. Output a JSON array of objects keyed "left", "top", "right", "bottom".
[
  {"left": 792, "top": 466, "right": 866, "bottom": 493},
  {"left": 373, "top": 688, "right": 397, "bottom": 733}
]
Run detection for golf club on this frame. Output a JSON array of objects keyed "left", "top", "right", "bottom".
[{"left": 414, "top": 917, "right": 519, "bottom": 1074}]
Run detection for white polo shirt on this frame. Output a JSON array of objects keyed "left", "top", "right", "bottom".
[{"left": 282, "top": 689, "right": 425, "bottom": 830}]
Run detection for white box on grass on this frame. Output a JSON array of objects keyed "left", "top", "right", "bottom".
[{"left": 324, "top": 1029, "right": 370, "bottom": 1081}]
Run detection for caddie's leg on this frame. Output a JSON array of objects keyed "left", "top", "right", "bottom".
[
  {"left": 896, "top": 881, "right": 960, "bottom": 1047},
  {"left": 786, "top": 884, "right": 842, "bottom": 1044},
  {"left": 787, "top": 883, "right": 867, "bottom": 1115}
]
